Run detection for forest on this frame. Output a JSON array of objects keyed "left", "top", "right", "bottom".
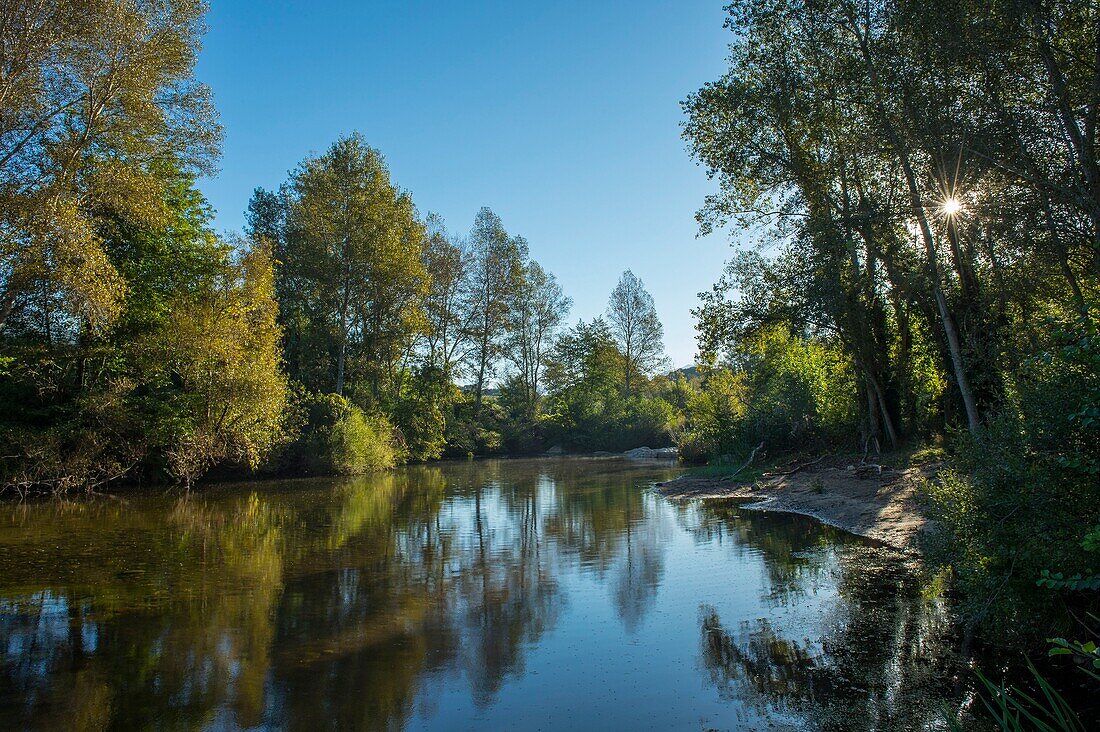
[
  {"left": 1, "top": 0, "right": 1099, "bottom": 723},
  {"left": 0, "top": 1, "right": 682, "bottom": 493}
]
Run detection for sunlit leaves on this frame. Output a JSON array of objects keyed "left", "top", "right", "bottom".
[{"left": 0, "top": 0, "right": 221, "bottom": 337}]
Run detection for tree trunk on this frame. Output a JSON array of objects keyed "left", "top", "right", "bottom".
[
  {"left": 335, "top": 338, "right": 346, "bottom": 395},
  {"left": 0, "top": 284, "right": 16, "bottom": 333},
  {"left": 850, "top": 17, "right": 981, "bottom": 432},
  {"left": 867, "top": 369, "right": 900, "bottom": 450},
  {"left": 474, "top": 329, "right": 489, "bottom": 414},
  {"left": 894, "top": 127, "right": 981, "bottom": 433},
  {"left": 864, "top": 379, "right": 881, "bottom": 449}
]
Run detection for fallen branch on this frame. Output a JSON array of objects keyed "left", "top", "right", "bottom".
[
  {"left": 766, "top": 455, "right": 825, "bottom": 477},
  {"left": 854, "top": 462, "right": 882, "bottom": 478},
  {"left": 720, "top": 442, "right": 764, "bottom": 481}
]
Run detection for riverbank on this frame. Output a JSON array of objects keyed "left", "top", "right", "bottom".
[{"left": 656, "top": 459, "right": 938, "bottom": 552}]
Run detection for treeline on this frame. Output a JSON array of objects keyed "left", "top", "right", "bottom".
[
  {"left": 244, "top": 132, "right": 679, "bottom": 471},
  {"left": 680, "top": 0, "right": 1099, "bottom": 649},
  {"left": 0, "top": 0, "right": 286, "bottom": 490},
  {"left": 0, "top": 1, "right": 685, "bottom": 493}
]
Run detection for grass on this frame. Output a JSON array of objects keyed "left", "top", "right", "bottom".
[{"left": 947, "top": 661, "right": 1089, "bottom": 732}]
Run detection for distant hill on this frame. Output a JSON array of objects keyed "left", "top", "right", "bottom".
[
  {"left": 459, "top": 384, "right": 500, "bottom": 397},
  {"left": 669, "top": 365, "right": 701, "bottom": 381}
]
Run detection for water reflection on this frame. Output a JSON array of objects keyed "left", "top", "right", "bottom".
[
  {"left": 0, "top": 459, "right": 966, "bottom": 730},
  {"left": 692, "top": 504, "right": 963, "bottom": 731}
]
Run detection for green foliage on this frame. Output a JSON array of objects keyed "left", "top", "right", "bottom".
[
  {"left": 1, "top": 177, "right": 288, "bottom": 492},
  {"left": 464, "top": 208, "right": 527, "bottom": 408},
  {"left": 0, "top": 0, "right": 221, "bottom": 338},
  {"left": 684, "top": 0, "right": 1100, "bottom": 656},
  {"left": 907, "top": 444, "right": 947, "bottom": 466},
  {"left": 679, "top": 326, "right": 856, "bottom": 463},
  {"left": 677, "top": 370, "right": 744, "bottom": 462},
  {"left": 250, "top": 191, "right": 573, "bottom": 464},
  {"left": 390, "top": 366, "right": 454, "bottom": 462},
  {"left": 955, "top": 619, "right": 1099, "bottom": 732},
  {"left": 440, "top": 394, "right": 509, "bottom": 458},
  {"left": 277, "top": 390, "right": 397, "bottom": 475},
  {"left": 1047, "top": 636, "right": 1100, "bottom": 677},
  {"left": 953, "top": 523, "right": 1099, "bottom": 732},
  {"left": 250, "top": 133, "right": 428, "bottom": 399},
  {"left": 330, "top": 408, "right": 398, "bottom": 475},
  {"left": 1037, "top": 572, "right": 1100, "bottom": 593},
  {"left": 606, "top": 270, "right": 666, "bottom": 395},
  {"left": 950, "top": 661, "right": 1089, "bottom": 732},
  {"left": 925, "top": 314, "right": 1100, "bottom": 643},
  {"left": 540, "top": 319, "right": 677, "bottom": 452}
]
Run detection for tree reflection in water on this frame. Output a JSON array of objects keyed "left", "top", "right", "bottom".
[
  {"left": 0, "top": 459, "right": 969, "bottom": 730},
  {"left": 694, "top": 504, "right": 965, "bottom": 731}
]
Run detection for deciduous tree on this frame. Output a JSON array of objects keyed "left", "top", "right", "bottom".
[
  {"left": 464, "top": 208, "right": 523, "bottom": 411},
  {"left": 0, "top": 0, "right": 220, "bottom": 337},
  {"left": 606, "top": 270, "right": 666, "bottom": 397},
  {"left": 259, "top": 134, "right": 428, "bottom": 399},
  {"left": 505, "top": 260, "right": 571, "bottom": 416}
]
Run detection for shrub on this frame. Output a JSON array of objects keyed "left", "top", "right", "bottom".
[
  {"left": 680, "top": 369, "right": 748, "bottom": 462},
  {"left": 277, "top": 390, "right": 398, "bottom": 475},
  {"left": 925, "top": 314, "right": 1100, "bottom": 645},
  {"left": 680, "top": 327, "right": 857, "bottom": 464},
  {"left": 329, "top": 407, "right": 398, "bottom": 474},
  {"left": 390, "top": 366, "right": 453, "bottom": 462}
]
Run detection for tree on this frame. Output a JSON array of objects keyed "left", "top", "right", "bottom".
[
  {"left": 0, "top": 0, "right": 220, "bottom": 337},
  {"left": 542, "top": 317, "right": 675, "bottom": 451},
  {"left": 542, "top": 318, "right": 626, "bottom": 448},
  {"left": 152, "top": 238, "right": 289, "bottom": 486},
  {"left": 1, "top": 173, "right": 289, "bottom": 492},
  {"left": 679, "top": 0, "right": 1100, "bottom": 656},
  {"left": 421, "top": 214, "right": 472, "bottom": 378},
  {"left": 464, "top": 208, "right": 524, "bottom": 411},
  {"left": 102, "top": 182, "right": 289, "bottom": 487},
  {"left": 505, "top": 260, "right": 571, "bottom": 416},
  {"left": 258, "top": 134, "right": 428, "bottom": 398},
  {"left": 606, "top": 270, "right": 666, "bottom": 396},
  {"left": 681, "top": 0, "right": 994, "bottom": 439}
]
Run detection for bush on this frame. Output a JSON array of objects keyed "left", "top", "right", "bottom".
[
  {"left": 390, "top": 365, "right": 453, "bottom": 462},
  {"left": 0, "top": 242, "right": 290, "bottom": 492},
  {"left": 925, "top": 314, "right": 1100, "bottom": 645},
  {"left": 277, "top": 389, "right": 398, "bottom": 475},
  {"left": 443, "top": 397, "right": 507, "bottom": 457},
  {"left": 680, "top": 369, "right": 748, "bottom": 462},
  {"left": 680, "top": 327, "right": 857, "bottom": 464},
  {"left": 329, "top": 407, "right": 398, "bottom": 474},
  {"left": 621, "top": 395, "right": 678, "bottom": 448}
]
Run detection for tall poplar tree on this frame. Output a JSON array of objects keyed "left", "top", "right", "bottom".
[
  {"left": 606, "top": 270, "right": 666, "bottom": 397},
  {"left": 464, "top": 208, "right": 524, "bottom": 411}
]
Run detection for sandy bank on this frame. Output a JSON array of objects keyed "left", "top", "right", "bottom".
[{"left": 656, "top": 461, "right": 937, "bottom": 552}]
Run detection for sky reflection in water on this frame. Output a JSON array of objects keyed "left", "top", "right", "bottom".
[{"left": 0, "top": 458, "right": 962, "bottom": 731}]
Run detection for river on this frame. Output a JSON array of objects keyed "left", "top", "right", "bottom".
[{"left": 0, "top": 457, "right": 965, "bottom": 730}]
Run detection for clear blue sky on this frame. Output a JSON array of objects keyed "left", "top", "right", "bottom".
[{"left": 196, "top": 1, "right": 734, "bottom": 368}]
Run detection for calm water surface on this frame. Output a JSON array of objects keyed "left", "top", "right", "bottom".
[{"left": 0, "top": 458, "right": 964, "bottom": 731}]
